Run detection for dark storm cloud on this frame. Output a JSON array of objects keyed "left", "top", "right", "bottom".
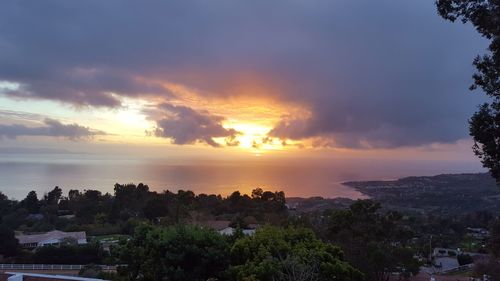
[
  {"left": 151, "top": 103, "right": 240, "bottom": 147},
  {"left": 0, "top": 1, "right": 488, "bottom": 147},
  {"left": 0, "top": 119, "right": 106, "bottom": 140}
]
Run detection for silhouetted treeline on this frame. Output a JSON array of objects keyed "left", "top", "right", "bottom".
[{"left": 0, "top": 184, "right": 288, "bottom": 236}]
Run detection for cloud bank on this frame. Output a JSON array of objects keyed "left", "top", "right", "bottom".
[
  {"left": 0, "top": 0, "right": 488, "bottom": 148},
  {"left": 0, "top": 119, "right": 106, "bottom": 140},
  {"left": 151, "top": 103, "right": 240, "bottom": 147}
]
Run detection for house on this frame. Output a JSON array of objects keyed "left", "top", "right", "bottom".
[
  {"left": 433, "top": 247, "right": 460, "bottom": 257},
  {"left": 218, "top": 227, "right": 236, "bottom": 236},
  {"left": 218, "top": 227, "right": 257, "bottom": 236},
  {"left": 198, "top": 220, "right": 234, "bottom": 235},
  {"left": 0, "top": 273, "right": 106, "bottom": 281},
  {"left": 200, "top": 220, "right": 232, "bottom": 232},
  {"left": 198, "top": 220, "right": 258, "bottom": 236},
  {"left": 15, "top": 230, "right": 87, "bottom": 249},
  {"left": 242, "top": 229, "right": 256, "bottom": 236},
  {"left": 466, "top": 227, "right": 490, "bottom": 240}
]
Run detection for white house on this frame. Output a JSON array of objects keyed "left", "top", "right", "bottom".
[
  {"left": 15, "top": 230, "right": 87, "bottom": 249},
  {"left": 218, "top": 227, "right": 256, "bottom": 236},
  {"left": 199, "top": 220, "right": 258, "bottom": 236}
]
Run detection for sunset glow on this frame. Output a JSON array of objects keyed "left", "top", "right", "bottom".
[
  {"left": 1, "top": 3, "right": 499, "bottom": 281},
  {"left": 0, "top": 0, "right": 489, "bottom": 199}
]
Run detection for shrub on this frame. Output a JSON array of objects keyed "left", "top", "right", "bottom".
[{"left": 457, "top": 254, "right": 473, "bottom": 266}]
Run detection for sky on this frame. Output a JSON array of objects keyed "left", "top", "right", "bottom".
[{"left": 0, "top": 0, "right": 491, "bottom": 172}]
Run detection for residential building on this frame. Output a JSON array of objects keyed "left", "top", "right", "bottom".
[
  {"left": 198, "top": 220, "right": 258, "bottom": 236},
  {"left": 15, "top": 231, "right": 87, "bottom": 249}
]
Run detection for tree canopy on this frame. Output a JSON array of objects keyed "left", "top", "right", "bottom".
[
  {"left": 436, "top": 0, "right": 500, "bottom": 183},
  {"left": 117, "top": 224, "right": 230, "bottom": 281},
  {"left": 326, "top": 200, "right": 420, "bottom": 281},
  {"left": 31, "top": 242, "right": 107, "bottom": 264},
  {"left": 229, "top": 226, "right": 362, "bottom": 281},
  {"left": 0, "top": 224, "right": 19, "bottom": 257}
]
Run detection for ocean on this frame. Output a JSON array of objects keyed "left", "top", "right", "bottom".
[{"left": 0, "top": 153, "right": 483, "bottom": 200}]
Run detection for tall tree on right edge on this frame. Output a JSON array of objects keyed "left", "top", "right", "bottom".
[{"left": 436, "top": 0, "right": 500, "bottom": 184}]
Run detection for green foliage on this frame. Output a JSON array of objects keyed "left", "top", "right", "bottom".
[
  {"left": 116, "top": 224, "right": 230, "bottom": 281},
  {"left": 21, "top": 191, "right": 39, "bottom": 214},
  {"left": 0, "top": 224, "right": 19, "bottom": 257},
  {"left": 79, "top": 264, "right": 103, "bottom": 278},
  {"left": 31, "top": 242, "right": 107, "bottom": 264},
  {"left": 490, "top": 219, "right": 500, "bottom": 257},
  {"left": 85, "top": 223, "right": 123, "bottom": 236},
  {"left": 457, "top": 254, "right": 473, "bottom": 266},
  {"left": 326, "top": 200, "right": 419, "bottom": 281},
  {"left": 229, "top": 226, "right": 362, "bottom": 281},
  {"left": 69, "top": 189, "right": 113, "bottom": 224},
  {"left": 1, "top": 208, "right": 28, "bottom": 229},
  {"left": 45, "top": 186, "right": 62, "bottom": 205},
  {"left": 2, "top": 183, "right": 289, "bottom": 239},
  {"left": 469, "top": 104, "right": 500, "bottom": 183},
  {"left": 1, "top": 185, "right": 492, "bottom": 280},
  {"left": 436, "top": 0, "right": 500, "bottom": 183},
  {"left": 112, "top": 183, "right": 151, "bottom": 220},
  {"left": 142, "top": 198, "right": 169, "bottom": 221}
]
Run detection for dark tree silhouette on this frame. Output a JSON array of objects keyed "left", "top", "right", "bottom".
[
  {"left": 491, "top": 219, "right": 500, "bottom": 257},
  {"left": 143, "top": 198, "right": 169, "bottom": 221},
  {"left": 326, "top": 200, "right": 419, "bottom": 281},
  {"left": 21, "top": 191, "right": 40, "bottom": 214},
  {"left": 436, "top": 0, "right": 500, "bottom": 183},
  {"left": 0, "top": 224, "right": 19, "bottom": 257},
  {"left": 45, "top": 186, "right": 62, "bottom": 205}
]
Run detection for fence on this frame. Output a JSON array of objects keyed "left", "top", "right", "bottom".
[{"left": 0, "top": 264, "right": 117, "bottom": 271}]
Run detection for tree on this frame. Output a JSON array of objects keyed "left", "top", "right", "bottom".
[
  {"left": 490, "top": 218, "right": 500, "bottom": 257},
  {"left": 112, "top": 183, "right": 151, "bottom": 220},
  {"left": 79, "top": 264, "right": 104, "bottom": 278},
  {"left": 66, "top": 189, "right": 113, "bottom": 224},
  {"left": 326, "top": 200, "right": 419, "bottom": 281},
  {"left": 1, "top": 208, "right": 28, "bottom": 229},
  {"left": 251, "top": 188, "right": 263, "bottom": 199},
  {"left": 142, "top": 198, "right": 169, "bottom": 222},
  {"left": 229, "top": 226, "right": 362, "bottom": 281},
  {"left": 32, "top": 243, "right": 106, "bottom": 264},
  {"left": 68, "top": 189, "right": 81, "bottom": 201},
  {"left": 45, "top": 186, "right": 62, "bottom": 205},
  {"left": 436, "top": 0, "right": 500, "bottom": 183},
  {"left": 21, "top": 191, "right": 39, "bottom": 214},
  {"left": 0, "top": 224, "right": 19, "bottom": 257},
  {"left": 457, "top": 254, "right": 474, "bottom": 266},
  {"left": 0, "top": 192, "right": 14, "bottom": 219},
  {"left": 116, "top": 224, "right": 230, "bottom": 281}
]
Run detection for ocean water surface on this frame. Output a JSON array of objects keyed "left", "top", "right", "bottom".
[{"left": 0, "top": 153, "right": 483, "bottom": 200}]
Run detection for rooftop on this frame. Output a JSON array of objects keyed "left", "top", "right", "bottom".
[{"left": 15, "top": 231, "right": 86, "bottom": 245}]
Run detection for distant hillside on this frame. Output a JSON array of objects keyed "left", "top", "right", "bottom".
[{"left": 343, "top": 173, "right": 500, "bottom": 216}]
